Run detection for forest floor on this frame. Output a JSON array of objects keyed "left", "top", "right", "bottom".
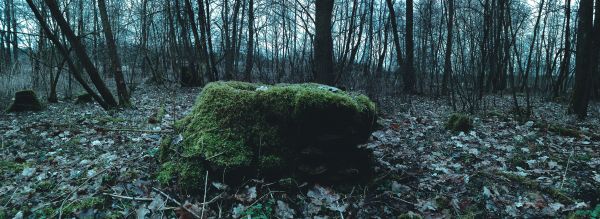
[{"left": 1, "top": 83, "right": 600, "bottom": 218}]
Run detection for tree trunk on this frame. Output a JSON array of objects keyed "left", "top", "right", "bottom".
[
  {"left": 97, "top": 0, "right": 130, "bottom": 105},
  {"left": 404, "top": 0, "right": 415, "bottom": 93},
  {"left": 569, "top": 0, "right": 594, "bottom": 118},
  {"left": 314, "top": 0, "right": 335, "bottom": 85},
  {"left": 384, "top": 0, "right": 404, "bottom": 74},
  {"left": 244, "top": 0, "right": 254, "bottom": 81},
  {"left": 441, "top": 0, "right": 454, "bottom": 95},
  {"left": 196, "top": 0, "right": 214, "bottom": 82}
]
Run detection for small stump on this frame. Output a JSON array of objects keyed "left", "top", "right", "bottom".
[
  {"left": 6, "top": 90, "right": 43, "bottom": 112},
  {"left": 75, "top": 93, "right": 93, "bottom": 104},
  {"left": 446, "top": 113, "right": 473, "bottom": 132},
  {"left": 159, "top": 82, "right": 377, "bottom": 191}
]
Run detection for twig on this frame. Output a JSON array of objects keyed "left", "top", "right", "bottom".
[
  {"left": 243, "top": 191, "right": 284, "bottom": 213},
  {"left": 97, "top": 127, "right": 173, "bottom": 133},
  {"left": 206, "top": 152, "right": 225, "bottom": 160},
  {"left": 201, "top": 170, "right": 209, "bottom": 219},
  {"left": 390, "top": 196, "right": 417, "bottom": 206},
  {"left": 3, "top": 186, "right": 18, "bottom": 207},
  {"left": 58, "top": 167, "right": 110, "bottom": 219},
  {"left": 560, "top": 145, "right": 575, "bottom": 189},
  {"left": 103, "top": 193, "right": 154, "bottom": 201},
  {"left": 153, "top": 188, "right": 201, "bottom": 219}
]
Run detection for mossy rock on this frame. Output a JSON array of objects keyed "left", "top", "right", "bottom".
[
  {"left": 446, "top": 113, "right": 473, "bottom": 132},
  {"left": 75, "top": 93, "right": 94, "bottom": 104},
  {"left": 160, "top": 81, "right": 377, "bottom": 190},
  {"left": 6, "top": 90, "right": 43, "bottom": 112}
]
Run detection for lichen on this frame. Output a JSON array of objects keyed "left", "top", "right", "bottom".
[{"left": 160, "top": 81, "right": 377, "bottom": 189}]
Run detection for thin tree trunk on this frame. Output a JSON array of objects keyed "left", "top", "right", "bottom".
[
  {"left": 384, "top": 0, "right": 404, "bottom": 74},
  {"left": 98, "top": 0, "right": 130, "bottom": 105},
  {"left": 404, "top": 0, "right": 415, "bottom": 93},
  {"left": 244, "top": 0, "right": 254, "bottom": 81},
  {"left": 441, "top": 0, "right": 454, "bottom": 95},
  {"left": 314, "top": 0, "right": 335, "bottom": 85}
]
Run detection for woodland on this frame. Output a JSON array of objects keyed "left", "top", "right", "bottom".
[{"left": 1, "top": 0, "right": 600, "bottom": 218}]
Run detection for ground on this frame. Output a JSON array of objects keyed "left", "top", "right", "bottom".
[{"left": 0, "top": 84, "right": 599, "bottom": 218}]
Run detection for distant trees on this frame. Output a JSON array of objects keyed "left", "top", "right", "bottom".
[
  {"left": 0, "top": 0, "right": 596, "bottom": 116},
  {"left": 44, "top": 0, "right": 120, "bottom": 109}
]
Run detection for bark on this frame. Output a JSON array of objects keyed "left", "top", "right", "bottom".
[
  {"left": 384, "top": 0, "right": 404, "bottom": 72},
  {"left": 98, "top": 0, "right": 130, "bottom": 105},
  {"left": 314, "top": 0, "right": 335, "bottom": 85},
  {"left": 569, "top": 0, "right": 594, "bottom": 118},
  {"left": 184, "top": 0, "right": 206, "bottom": 86},
  {"left": 244, "top": 0, "right": 254, "bottom": 81},
  {"left": 404, "top": 0, "right": 415, "bottom": 93},
  {"left": 441, "top": 0, "right": 454, "bottom": 95}
]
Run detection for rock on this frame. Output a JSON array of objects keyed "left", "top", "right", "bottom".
[
  {"left": 6, "top": 90, "right": 43, "bottom": 112},
  {"left": 159, "top": 81, "right": 377, "bottom": 190}
]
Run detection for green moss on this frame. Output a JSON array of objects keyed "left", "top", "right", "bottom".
[
  {"left": 35, "top": 180, "right": 55, "bottom": 192},
  {"left": 571, "top": 204, "right": 600, "bottom": 219},
  {"left": 496, "top": 171, "right": 575, "bottom": 204},
  {"left": 61, "top": 197, "right": 105, "bottom": 216},
  {"left": 161, "top": 81, "right": 377, "bottom": 188},
  {"left": 158, "top": 135, "right": 173, "bottom": 163},
  {"left": 0, "top": 160, "right": 25, "bottom": 175},
  {"left": 240, "top": 199, "right": 275, "bottom": 219},
  {"left": 446, "top": 113, "right": 473, "bottom": 132},
  {"left": 157, "top": 160, "right": 205, "bottom": 191},
  {"left": 398, "top": 212, "right": 423, "bottom": 219},
  {"left": 157, "top": 161, "right": 177, "bottom": 185},
  {"left": 149, "top": 104, "right": 166, "bottom": 124},
  {"left": 6, "top": 90, "right": 43, "bottom": 112}
]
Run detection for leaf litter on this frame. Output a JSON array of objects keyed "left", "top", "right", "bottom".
[{"left": 0, "top": 86, "right": 599, "bottom": 218}]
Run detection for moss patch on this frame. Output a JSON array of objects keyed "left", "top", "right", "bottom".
[
  {"left": 6, "top": 90, "right": 43, "bottom": 112},
  {"left": 446, "top": 113, "right": 473, "bottom": 132},
  {"left": 160, "top": 81, "right": 377, "bottom": 190}
]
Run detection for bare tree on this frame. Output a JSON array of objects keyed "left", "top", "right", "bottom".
[{"left": 97, "top": 0, "right": 130, "bottom": 105}]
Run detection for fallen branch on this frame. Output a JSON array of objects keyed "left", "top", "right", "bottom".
[
  {"left": 103, "top": 193, "right": 154, "bottom": 201},
  {"left": 97, "top": 127, "right": 173, "bottom": 133},
  {"left": 58, "top": 167, "right": 110, "bottom": 219}
]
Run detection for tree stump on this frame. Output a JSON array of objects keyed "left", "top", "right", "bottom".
[
  {"left": 158, "top": 81, "right": 377, "bottom": 191},
  {"left": 6, "top": 90, "right": 43, "bottom": 112}
]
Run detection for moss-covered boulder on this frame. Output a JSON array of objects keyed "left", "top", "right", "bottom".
[
  {"left": 160, "top": 81, "right": 377, "bottom": 190},
  {"left": 6, "top": 90, "right": 43, "bottom": 112},
  {"left": 446, "top": 113, "right": 473, "bottom": 132}
]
